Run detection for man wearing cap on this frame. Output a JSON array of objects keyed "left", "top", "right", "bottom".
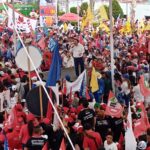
[{"left": 70, "top": 38, "right": 85, "bottom": 77}]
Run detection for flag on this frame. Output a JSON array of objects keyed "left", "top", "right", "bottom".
[
  {"left": 134, "top": 102, "right": 149, "bottom": 138},
  {"left": 46, "top": 41, "right": 61, "bottom": 86},
  {"left": 139, "top": 75, "right": 150, "bottom": 97},
  {"left": 16, "top": 39, "right": 23, "bottom": 54},
  {"left": 79, "top": 34, "right": 84, "bottom": 45},
  {"left": 105, "top": 91, "right": 123, "bottom": 118},
  {"left": 99, "top": 5, "right": 108, "bottom": 22},
  {"left": 99, "top": 21, "right": 110, "bottom": 33},
  {"left": 80, "top": 71, "right": 87, "bottom": 98},
  {"left": 85, "top": 6, "right": 94, "bottom": 25},
  {"left": 66, "top": 70, "right": 86, "bottom": 95},
  {"left": 4, "top": 136, "right": 9, "bottom": 150},
  {"left": 38, "top": 36, "right": 46, "bottom": 50},
  {"left": 63, "top": 23, "right": 68, "bottom": 32},
  {"left": 7, "top": 5, "right": 37, "bottom": 33},
  {"left": 60, "top": 138, "right": 66, "bottom": 150},
  {"left": 90, "top": 67, "right": 99, "bottom": 93},
  {"left": 125, "top": 103, "right": 137, "bottom": 150},
  {"left": 62, "top": 79, "right": 67, "bottom": 96}
]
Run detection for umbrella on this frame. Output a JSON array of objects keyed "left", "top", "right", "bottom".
[{"left": 59, "top": 13, "right": 82, "bottom": 22}]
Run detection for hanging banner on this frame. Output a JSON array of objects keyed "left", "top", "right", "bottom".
[
  {"left": 40, "top": 0, "right": 57, "bottom": 27},
  {"left": 7, "top": 5, "right": 37, "bottom": 33}
]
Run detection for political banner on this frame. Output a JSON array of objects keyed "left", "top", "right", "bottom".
[
  {"left": 7, "top": 5, "right": 37, "bottom": 33},
  {"left": 105, "top": 91, "right": 123, "bottom": 118},
  {"left": 40, "top": 0, "right": 57, "bottom": 27}
]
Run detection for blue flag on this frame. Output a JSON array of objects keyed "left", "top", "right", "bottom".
[
  {"left": 46, "top": 41, "right": 61, "bottom": 86},
  {"left": 80, "top": 71, "right": 86, "bottom": 98},
  {"left": 4, "top": 136, "right": 9, "bottom": 150},
  {"left": 16, "top": 39, "right": 23, "bottom": 54},
  {"left": 48, "top": 37, "right": 56, "bottom": 52}
]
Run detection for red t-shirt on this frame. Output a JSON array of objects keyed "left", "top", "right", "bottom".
[
  {"left": 83, "top": 130, "right": 102, "bottom": 150},
  {"left": 7, "top": 131, "right": 22, "bottom": 149},
  {"left": 19, "top": 124, "right": 30, "bottom": 144}
]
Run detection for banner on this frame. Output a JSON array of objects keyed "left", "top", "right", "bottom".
[
  {"left": 7, "top": 5, "right": 37, "bottom": 33},
  {"left": 66, "top": 70, "right": 86, "bottom": 95},
  {"left": 40, "top": 0, "right": 57, "bottom": 27},
  {"left": 105, "top": 91, "right": 123, "bottom": 118}
]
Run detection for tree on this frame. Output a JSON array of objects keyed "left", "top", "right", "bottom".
[
  {"left": 112, "top": 0, "right": 124, "bottom": 19},
  {"left": 89, "top": 0, "right": 95, "bottom": 14},
  {"left": 104, "top": 5, "right": 109, "bottom": 19},
  {"left": 70, "top": 7, "right": 77, "bottom": 14},
  {"left": 79, "top": 2, "right": 88, "bottom": 17}
]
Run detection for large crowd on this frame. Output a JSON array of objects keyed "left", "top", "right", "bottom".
[{"left": 0, "top": 18, "right": 150, "bottom": 150}]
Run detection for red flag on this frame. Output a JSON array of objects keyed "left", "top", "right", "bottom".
[
  {"left": 134, "top": 102, "right": 150, "bottom": 138},
  {"left": 60, "top": 138, "right": 66, "bottom": 150},
  {"left": 79, "top": 34, "right": 84, "bottom": 45},
  {"left": 38, "top": 36, "right": 46, "bottom": 50},
  {"left": 148, "top": 41, "right": 150, "bottom": 54},
  {"left": 46, "top": 89, "right": 53, "bottom": 122},
  {"left": 105, "top": 91, "right": 123, "bottom": 118},
  {"left": 62, "top": 79, "right": 67, "bottom": 96},
  {"left": 139, "top": 75, "right": 150, "bottom": 97}
]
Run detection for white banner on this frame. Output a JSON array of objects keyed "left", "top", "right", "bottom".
[
  {"left": 7, "top": 5, "right": 37, "bottom": 33},
  {"left": 66, "top": 70, "right": 86, "bottom": 94}
]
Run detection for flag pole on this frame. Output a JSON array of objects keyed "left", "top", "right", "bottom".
[
  {"left": 12, "top": 0, "right": 17, "bottom": 54},
  {"left": 77, "top": 1, "right": 80, "bottom": 31},
  {"left": 56, "top": 0, "right": 58, "bottom": 26},
  {"left": 39, "top": 85, "right": 43, "bottom": 119},
  {"left": 109, "top": 0, "right": 115, "bottom": 94}
]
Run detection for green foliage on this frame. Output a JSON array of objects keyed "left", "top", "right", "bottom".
[
  {"left": 112, "top": 0, "right": 124, "bottom": 19},
  {"left": 93, "top": 22, "right": 99, "bottom": 28},
  {"left": 71, "top": 22, "right": 77, "bottom": 26},
  {"left": 79, "top": 2, "right": 88, "bottom": 17},
  {"left": 70, "top": 7, "right": 77, "bottom": 14},
  {"left": 58, "top": 11, "right": 65, "bottom": 16},
  {"left": 104, "top": 5, "right": 109, "bottom": 19},
  {"left": 57, "top": 4, "right": 65, "bottom": 16}
]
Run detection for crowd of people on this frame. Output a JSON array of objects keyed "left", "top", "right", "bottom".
[{"left": 0, "top": 17, "right": 150, "bottom": 150}]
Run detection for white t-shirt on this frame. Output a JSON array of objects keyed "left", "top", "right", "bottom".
[
  {"left": 132, "top": 84, "right": 144, "bottom": 102},
  {"left": 70, "top": 43, "right": 85, "bottom": 58},
  {"left": 104, "top": 140, "right": 118, "bottom": 150}
]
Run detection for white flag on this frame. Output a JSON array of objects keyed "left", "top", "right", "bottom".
[
  {"left": 66, "top": 70, "right": 86, "bottom": 94},
  {"left": 7, "top": 5, "right": 37, "bottom": 33},
  {"left": 125, "top": 103, "right": 137, "bottom": 150}
]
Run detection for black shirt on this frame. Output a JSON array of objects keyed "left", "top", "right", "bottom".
[
  {"left": 78, "top": 108, "right": 95, "bottom": 127},
  {"left": 25, "top": 136, "right": 47, "bottom": 150},
  {"left": 95, "top": 116, "right": 112, "bottom": 142}
]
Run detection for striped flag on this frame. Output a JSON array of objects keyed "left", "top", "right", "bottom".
[{"left": 80, "top": 71, "right": 87, "bottom": 98}]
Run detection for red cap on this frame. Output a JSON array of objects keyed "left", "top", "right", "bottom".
[
  {"left": 64, "top": 117, "right": 73, "bottom": 123},
  {"left": 63, "top": 107, "right": 69, "bottom": 113},
  {"left": 42, "top": 118, "right": 50, "bottom": 125},
  {"left": 15, "top": 104, "right": 23, "bottom": 111},
  {"left": 27, "top": 113, "right": 35, "bottom": 122},
  {"left": 70, "top": 107, "right": 76, "bottom": 113}
]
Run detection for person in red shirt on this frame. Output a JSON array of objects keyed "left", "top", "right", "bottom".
[
  {"left": 83, "top": 123, "right": 103, "bottom": 150},
  {"left": 7, "top": 125, "right": 22, "bottom": 150},
  {"left": 19, "top": 113, "right": 35, "bottom": 150}
]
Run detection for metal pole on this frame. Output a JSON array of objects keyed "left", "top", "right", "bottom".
[
  {"left": 12, "top": 0, "right": 17, "bottom": 54},
  {"left": 77, "top": 1, "right": 79, "bottom": 31},
  {"left": 56, "top": 0, "right": 58, "bottom": 26},
  {"left": 126, "top": 3, "right": 128, "bottom": 19},
  {"left": 109, "top": 0, "right": 115, "bottom": 93}
]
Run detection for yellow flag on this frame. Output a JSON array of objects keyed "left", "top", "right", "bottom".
[
  {"left": 125, "top": 19, "right": 131, "bottom": 33},
  {"left": 99, "top": 21, "right": 110, "bottom": 33},
  {"left": 85, "top": 6, "right": 94, "bottom": 24},
  {"left": 90, "top": 67, "right": 99, "bottom": 93},
  {"left": 63, "top": 23, "right": 68, "bottom": 32},
  {"left": 99, "top": 5, "right": 108, "bottom": 21},
  {"left": 144, "top": 24, "right": 150, "bottom": 31},
  {"left": 81, "top": 18, "right": 87, "bottom": 31}
]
